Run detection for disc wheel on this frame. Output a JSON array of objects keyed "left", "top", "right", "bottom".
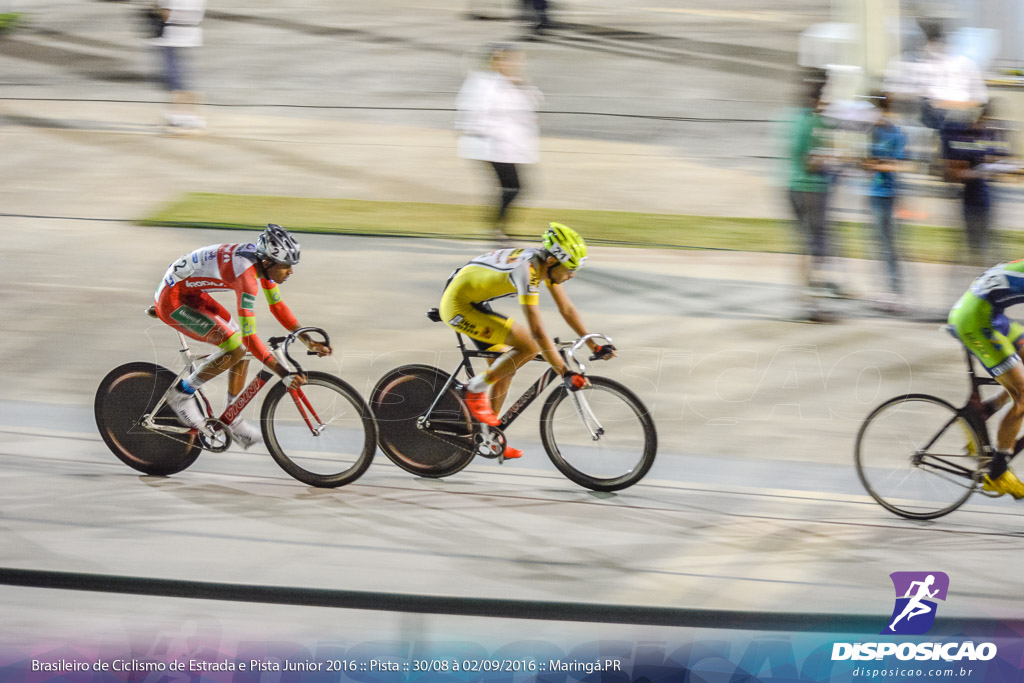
[
  {"left": 370, "top": 365, "right": 475, "bottom": 477},
  {"left": 94, "top": 362, "right": 201, "bottom": 476}
]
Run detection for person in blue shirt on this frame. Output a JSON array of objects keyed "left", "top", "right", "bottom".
[{"left": 863, "top": 92, "right": 909, "bottom": 311}]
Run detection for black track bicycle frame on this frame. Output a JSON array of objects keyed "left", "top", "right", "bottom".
[
  {"left": 915, "top": 348, "right": 1022, "bottom": 481},
  {"left": 958, "top": 347, "right": 1024, "bottom": 457},
  {"left": 422, "top": 331, "right": 562, "bottom": 431}
]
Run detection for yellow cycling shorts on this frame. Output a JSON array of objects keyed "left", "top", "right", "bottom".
[{"left": 440, "top": 289, "right": 514, "bottom": 352}]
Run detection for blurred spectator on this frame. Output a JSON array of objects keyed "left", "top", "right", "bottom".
[
  {"left": 154, "top": 0, "right": 207, "bottom": 132},
  {"left": 786, "top": 68, "right": 837, "bottom": 320},
  {"left": 942, "top": 101, "right": 1013, "bottom": 266},
  {"left": 521, "top": 0, "right": 551, "bottom": 38},
  {"left": 455, "top": 44, "right": 542, "bottom": 241},
  {"left": 863, "top": 92, "right": 909, "bottom": 312},
  {"left": 884, "top": 18, "right": 987, "bottom": 132}
]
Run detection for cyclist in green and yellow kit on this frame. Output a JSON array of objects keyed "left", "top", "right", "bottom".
[{"left": 949, "top": 259, "right": 1024, "bottom": 498}]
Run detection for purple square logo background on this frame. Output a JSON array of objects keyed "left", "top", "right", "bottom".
[{"left": 882, "top": 571, "right": 950, "bottom": 635}]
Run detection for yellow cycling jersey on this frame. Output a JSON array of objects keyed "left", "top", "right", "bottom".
[{"left": 445, "top": 247, "right": 547, "bottom": 306}]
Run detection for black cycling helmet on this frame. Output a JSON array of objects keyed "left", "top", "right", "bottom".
[{"left": 255, "top": 223, "right": 301, "bottom": 265}]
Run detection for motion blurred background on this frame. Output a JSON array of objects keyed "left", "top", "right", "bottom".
[{"left": 4, "top": 0, "right": 1024, "bottom": 668}]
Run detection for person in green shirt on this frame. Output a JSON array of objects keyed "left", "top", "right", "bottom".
[{"left": 787, "top": 68, "right": 835, "bottom": 319}]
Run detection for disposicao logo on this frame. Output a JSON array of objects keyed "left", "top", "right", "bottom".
[
  {"left": 831, "top": 572, "right": 997, "bottom": 663},
  {"left": 883, "top": 571, "right": 948, "bottom": 636}
]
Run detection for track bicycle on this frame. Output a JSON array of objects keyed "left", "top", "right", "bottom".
[
  {"left": 854, "top": 340, "right": 1017, "bottom": 519},
  {"left": 94, "top": 306, "right": 376, "bottom": 488},
  {"left": 369, "top": 308, "right": 657, "bottom": 492}
]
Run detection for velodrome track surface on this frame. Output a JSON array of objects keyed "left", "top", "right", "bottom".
[
  {"left": 4, "top": 222, "right": 1024, "bottom": 649},
  {"left": 5, "top": 0, "right": 1024, "bottom": 651}
]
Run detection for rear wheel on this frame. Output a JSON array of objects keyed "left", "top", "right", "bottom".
[
  {"left": 94, "top": 362, "right": 201, "bottom": 476},
  {"left": 855, "top": 394, "right": 982, "bottom": 520},
  {"left": 261, "top": 371, "right": 377, "bottom": 488},
  {"left": 539, "top": 376, "right": 657, "bottom": 492},
  {"left": 370, "top": 365, "right": 475, "bottom": 477}
]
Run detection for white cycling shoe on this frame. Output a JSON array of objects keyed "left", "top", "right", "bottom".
[
  {"left": 230, "top": 419, "right": 264, "bottom": 450},
  {"left": 166, "top": 386, "right": 205, "bottom": 429}
]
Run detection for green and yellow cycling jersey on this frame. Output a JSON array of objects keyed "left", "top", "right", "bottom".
[{"left": 949, "top": 259, "right": 1024, "bottom": 376}]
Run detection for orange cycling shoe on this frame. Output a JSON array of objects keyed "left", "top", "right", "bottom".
[
  {"left": 465, "top": 390, "right": 500, "bottom": 426},
  {"left": 503, "top": 446, "right": 523, "bottom": 460}
]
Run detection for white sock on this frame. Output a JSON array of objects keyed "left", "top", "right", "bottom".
[{"left": 466, "top": 375, "right": 490, "bottom": 393}]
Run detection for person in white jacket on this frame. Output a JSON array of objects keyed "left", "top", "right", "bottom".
[
  {"left": 455, "top": 44, "right": 543, "bottom": 238},
  {"left": 153, "top": 0, "right": 207, "bottom": 131}
]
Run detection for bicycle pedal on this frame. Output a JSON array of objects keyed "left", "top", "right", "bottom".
[{"left": 476, "top": 444, "right": 502, "bottom": 459}]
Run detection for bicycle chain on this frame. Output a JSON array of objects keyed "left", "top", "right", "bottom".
[{"left": 128, "top": 418, "right": 200, "bottom": 450}]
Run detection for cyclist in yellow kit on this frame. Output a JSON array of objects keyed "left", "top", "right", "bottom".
[{"left": 440, "top": 223, "right": 616, "bottom": 459}]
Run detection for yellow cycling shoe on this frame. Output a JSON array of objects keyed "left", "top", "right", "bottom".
[{"left": 982, "top": 470, "right": 1024, "bottom": 499}]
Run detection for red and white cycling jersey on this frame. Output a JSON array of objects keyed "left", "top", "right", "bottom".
[{"left": 155, "top": 243, "right": 299, "bottom": 363}]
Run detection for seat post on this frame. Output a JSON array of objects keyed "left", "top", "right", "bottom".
[{"left": 455, "top": 332, "right": 477, "bottom": 379}]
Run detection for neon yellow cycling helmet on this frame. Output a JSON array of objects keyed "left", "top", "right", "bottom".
[{"left": 542, "top": 222, "right": 588, "bottom": 270}]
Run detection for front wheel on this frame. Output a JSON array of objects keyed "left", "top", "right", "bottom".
[
  {"left": 261, "top": 371, "right": 377, "bottom": 488},
  {"left": 540, "top": 376, "right": 657, "bottom": 492},
  {"left": 854, "top": 394, "right": 982, "bottom": 520},
  {"left": 94, "top": 362, "right": 201, "bottom": 476}
]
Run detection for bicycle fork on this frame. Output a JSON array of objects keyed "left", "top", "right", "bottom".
[
  {"left": 568, "top": 389, "right": 604, "bottom": 442},
  {"left": 288, "top": 387, "right": 327, "bottom": 436}
]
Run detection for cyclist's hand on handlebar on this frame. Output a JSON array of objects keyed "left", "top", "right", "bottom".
[
  {"left": 562, "top": 370, "right": 590, "bottom": 392},
  {"left": 306, "top": 340, "right": 332, "bottom": 357},
  {"left": 298, "top": 332, "right": 332, "bottom": 357},
  {"left": 589, "top": 344, "right": 617, "bottom": 361},
  {"left": 283, "top": 372, "right": 307, "bottom": 390}
]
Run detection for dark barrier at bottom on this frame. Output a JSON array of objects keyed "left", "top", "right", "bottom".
[{"left": 2, "top": 567, "right": 1023, "bottom": 682}]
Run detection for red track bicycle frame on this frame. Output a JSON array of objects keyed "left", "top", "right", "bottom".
[
  {"left": 217, "top": 368, "right": 324, "bottom": 436},
  {"left": 287, "top": 384, "right": 325, "bottom": 435},
  {"left": 219, "top": 369, "right": 275, "bottom": 425}
]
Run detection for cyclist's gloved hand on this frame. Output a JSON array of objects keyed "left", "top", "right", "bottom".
[
  {"left": 563, "top": 371, "right": 588, "bottom": 392},
  {"left": 306, "top": 341, "right": 332, "bottom": 357},
  {"left": 590, "top": 344, "right": 617, "bottom": 361},
  {"left": 299, "top": 332, "right": 333, "bottom": 357},
  {"left": 283, "top": 372, "right": 307, "bottom": 391}
]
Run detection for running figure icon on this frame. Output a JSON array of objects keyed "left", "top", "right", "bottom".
[
  {"left": 888, "top": 575, "right": 938, "bottom": 631},
  {"left": 883, "top": 571, "right": 949, "bottom": 635}
]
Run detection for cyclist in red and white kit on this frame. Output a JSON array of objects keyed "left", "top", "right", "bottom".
[{"left": 154, "top": 224, "right": 331, "bottom": 447}]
